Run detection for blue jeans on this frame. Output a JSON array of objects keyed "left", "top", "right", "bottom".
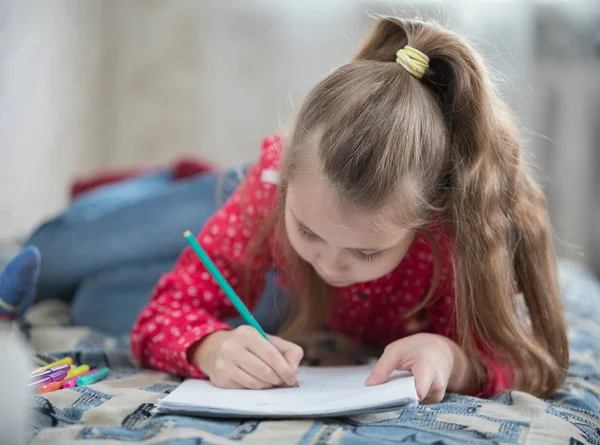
[{"left": 25, "top": 167, "right": 289, "bottom": 336}]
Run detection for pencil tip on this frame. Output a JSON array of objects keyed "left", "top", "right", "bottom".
[{"left": 184, "top": 230, "right": 191, "bottom": 237}]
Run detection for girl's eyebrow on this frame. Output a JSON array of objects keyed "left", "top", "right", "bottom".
[
  {"left": 290, "top": 210, "right": 390, "bottom": 253},
  {"left": 291, "top": 211, "right": 324, "bottom": 241}
]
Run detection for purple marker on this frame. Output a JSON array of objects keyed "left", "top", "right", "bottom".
[
  {"left": 28, "top": 375, "right": 51, "bottom": 388},
  {"left": 28, "top": 370, "right": 68, "bottom": 388},
  {"left": 50, "top": 370, "right": 68, "bottom": 382},
  {"left": 29, "top": 364, "right": 71, "bottom": 380}
]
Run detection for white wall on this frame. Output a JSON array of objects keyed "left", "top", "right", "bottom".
[
  {"left": 1, "top": 0, "right": 598, "bottom": 268},
  {"left": 0, "top": 0, "right": 106, "bottom": 242}
]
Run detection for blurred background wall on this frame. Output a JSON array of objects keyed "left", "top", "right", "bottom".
[{"left": 1, "top": 0, "right": 599, "bottom": 269}]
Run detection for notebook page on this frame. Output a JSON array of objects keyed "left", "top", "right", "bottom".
[{"left": 158, "top": 365, "right": 417, "bottom": 417}]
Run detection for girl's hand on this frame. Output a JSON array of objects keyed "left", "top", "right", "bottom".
[
  {"left": 192, "top": 326, "right": 304, "bottom": 389},
  {"left": 365, "top": 333, "right": 474, "bottom": 404}
]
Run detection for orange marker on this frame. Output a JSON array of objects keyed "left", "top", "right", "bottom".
[{"left": 38, "top": 381, "right": 63, "bottom": 394}]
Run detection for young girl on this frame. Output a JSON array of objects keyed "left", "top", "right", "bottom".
[{"left": 131, "top": 17, "right": 568, "bottom": 403}]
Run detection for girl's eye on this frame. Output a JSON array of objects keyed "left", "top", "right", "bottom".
[
  {"left": 298, "top": 226, "right": 318, "bottom": 241},
  {"left": 354, "top": 251, "right": 382, "bottom": 262}
]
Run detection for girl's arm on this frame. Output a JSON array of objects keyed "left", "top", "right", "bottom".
[{"left": 130, "top": 136, "right": 282, "bottom": 378}]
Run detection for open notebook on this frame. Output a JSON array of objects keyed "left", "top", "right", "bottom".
[{"left": 156, "top": 365, "right": 418, "bottom": 418}]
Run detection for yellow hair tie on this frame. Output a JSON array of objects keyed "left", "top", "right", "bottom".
[{"left": 395, "top": 45, "right": 430, "bottom": 79}]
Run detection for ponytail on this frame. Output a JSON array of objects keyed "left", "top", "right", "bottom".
[{"left": 390, "top": 17, "right": 568, "bottom": 396}]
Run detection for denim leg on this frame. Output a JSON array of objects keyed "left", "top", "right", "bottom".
[
  {"left": 71, "top": 259, "right": 176, "bottom": 336},
  {"left": 26, "top": 166, "right": 246, "bottom": 298},
  {"left": 75, "top": 265, "right": 291, "bottom": 336},
  {"left": 65, "top": 171, "right": 174, "bottom": 222}
]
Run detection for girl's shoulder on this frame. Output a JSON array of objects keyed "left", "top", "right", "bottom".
[
  {"left": 258, "top": 134, "right": 283, "bottom": 173},
  {"left": 232, "top": 135, "right": 283, "bottom": 222}
]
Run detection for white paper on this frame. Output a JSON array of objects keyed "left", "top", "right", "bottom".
[{"left": 156, "top": 365, "right": 418, "bottom": 418}]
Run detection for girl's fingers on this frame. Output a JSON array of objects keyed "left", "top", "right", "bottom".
[
  {"left": 245, "top": 332, "right": 298, "bottom": 386},
  {"left": 232, "top": 366, "right": 273, "bottom": 390},
  {"left": 420, "top": 387, "right": 445, "bottom": 405},
  {"left": 219, "top": 379, "right": 244, "bottom": 389},
  {"left": 234, "top": 350, "right": 283, "bottom": 387},
  {"left": 419, "top": 369, "right": 447, "bottom": 404},
  {"left": 412, "top": 362, "right": 436, "bottom": 402},
  {"left": 366, "top": 345, "right": 403, "bottom": 386},
  {"left": 365, "top": 335, "right": 450, "bottom": 402},
  {"left": 269, "top": 336, "right": 304, "bottom": 371},
  {"left": 367, "top": 347, "right": 439, "bottom": 402}
]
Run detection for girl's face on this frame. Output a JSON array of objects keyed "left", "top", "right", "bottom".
[{"left": 284, "top": 166, "right": 415, "bottom": 288}]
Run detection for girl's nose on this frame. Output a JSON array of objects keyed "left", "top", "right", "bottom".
[{"left": 316, "top": 250, "right": 348, "bottom": 276}]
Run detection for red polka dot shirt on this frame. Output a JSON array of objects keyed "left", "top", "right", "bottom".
[{"left": 131, "top": 135, "right": 511, "bottom": 398}]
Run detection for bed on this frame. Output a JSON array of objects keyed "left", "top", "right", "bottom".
[{"left": 21, "top": 260, "right": 600, "bottom": 444}]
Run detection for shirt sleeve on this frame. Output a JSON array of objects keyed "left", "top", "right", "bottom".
[
  {"left": 423, "top": 234, "right": 514, "bottom": 398},
  {"left": 130, "top": 136, "right": 282, "bottom": 378}
]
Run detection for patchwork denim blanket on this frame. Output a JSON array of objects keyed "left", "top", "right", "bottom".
[{"left": 23, "top": 261, "right": 600, "bottom": 444}]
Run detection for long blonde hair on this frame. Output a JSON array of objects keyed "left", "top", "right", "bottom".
[{"left": 244, "top": 17, "right": 568, "bottom": 398}]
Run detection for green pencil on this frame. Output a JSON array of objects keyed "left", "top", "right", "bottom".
[{"left": 183, "top": 230, "right": 270, "bottom": 341}]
